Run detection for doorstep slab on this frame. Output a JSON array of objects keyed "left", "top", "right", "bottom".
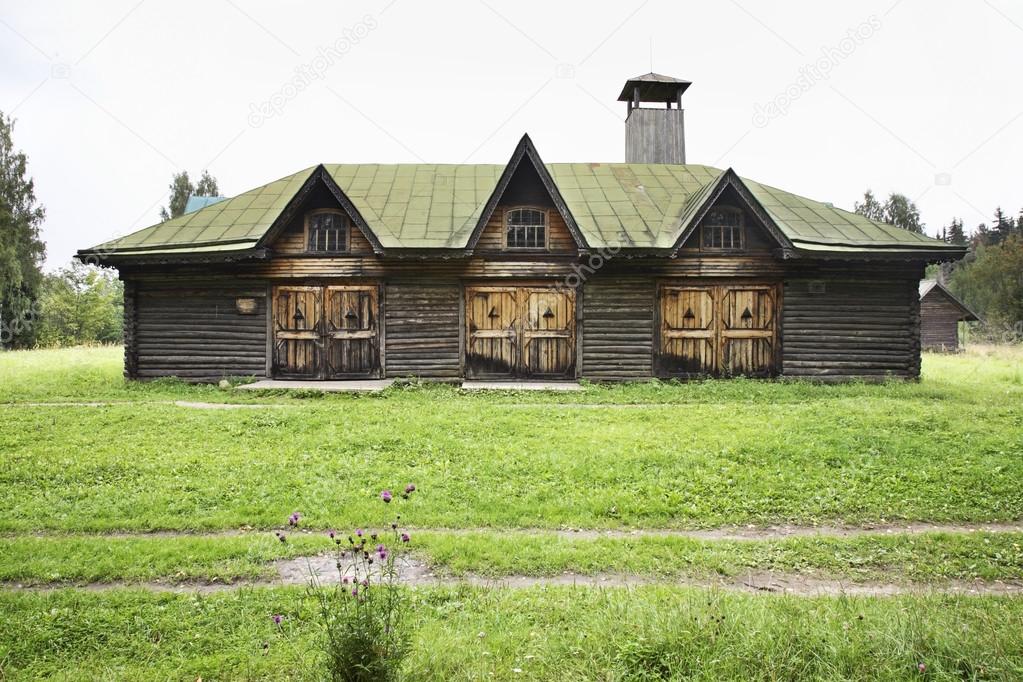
[
  {"left": 239, "top": 379, "right": 395, "bottom": 393},
  {"left": 460, "top": 381, "right": 584, "bottom": 391}
]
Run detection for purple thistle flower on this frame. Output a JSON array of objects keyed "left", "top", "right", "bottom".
[
  {"left": 381, "top": 489, "right": 393, "bottom": 503},
  {"left": 288, "top": 512, "right": 301, "bottom": 526},
  {"left": 272, "top": 614, "right": 283, "bottom": 625},
  {"left": 351, "top": 587, "right": 358, "bottom": 597},
  {"left": 918, "top": 663, "right": 926, "bottom": 673},
  {"left": 356, "top": 528, "right": 363, "bottom": 537},
  {"left": 401, "top": 532, "right": 411, "bottom": 543},
  {"left": 328, "top": 529, "right": 335, "bottom": 539},
  {"left": 342, "top": 576, "right": 349, "bottom": 584},
  {"left": 361, "top": 578, "right": 369, "bottom": 587},
  {"left": 405, "top": 483, "right": 416, "bottom": 494}
]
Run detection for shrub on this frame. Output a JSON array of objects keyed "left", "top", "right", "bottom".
[{"left": 278, "top": 485, "right": 417, "bottom": 681}]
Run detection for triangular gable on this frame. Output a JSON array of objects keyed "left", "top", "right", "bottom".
[
  {"left": 669, "top": 168, "right": 792, "bottom": 256},
  {"left": 465, "top": 134, "right": 588, "bottom": 252},
  {"left": 920, "top": 280, "right": 981, "bottom": 322},
  {"left": 257, "top": 165, "right": 385, "bottom": 254}
]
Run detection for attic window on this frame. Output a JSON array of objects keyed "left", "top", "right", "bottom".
[
  {"left": 505, "top": 208, "right": 547, "bottom": 249},
  {"left": 306, "top": 210, "right": 348, "bottom": 253},
  {"left": 700, "top": 207, "right": 744, "bottom": 251}
]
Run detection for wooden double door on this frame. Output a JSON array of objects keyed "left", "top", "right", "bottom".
[
  {"left": 658, "top": 282, "right": 779, "bottom": 377},
  {"left": 465, "top": 285, "right": 576, "bottom": 379},
  {"left": 272, "top": 284, "right": 380, "bottom": 379}
]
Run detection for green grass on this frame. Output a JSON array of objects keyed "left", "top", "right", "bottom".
[
  {"left": 2, "top": 586, "right": 1022, "bottom": 680},
  {"left": 2, "top": 531, "right": 1023, "bottom": 587},
  {"left": 1, "top": 347, "right": 1021, "bottom": 531},
  {"left": 1, "top": 346, "right": 1022, "bottom": 678},
  {"left": 0, "top": 533, "right": 322, "bottom": 585},
  {"left": 416, "top": 531, "right": 1023, "bottom": 583}
]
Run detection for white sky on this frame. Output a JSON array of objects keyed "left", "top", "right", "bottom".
[{"left": 2, "top": 0, "right": 1021, "bottom": 268}]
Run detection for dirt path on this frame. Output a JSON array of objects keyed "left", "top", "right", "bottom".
[
  {"left": 5, "top": 555, "right": 1022, "bottom": 597},
  {"left": 11, "top": 520, "right": 1022, "bottom": 542}
]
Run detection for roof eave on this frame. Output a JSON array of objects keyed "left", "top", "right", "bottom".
[{"left": 76, "top": 247, "right": 271, "bottom": 267}]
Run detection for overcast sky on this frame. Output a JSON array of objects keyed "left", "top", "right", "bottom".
[{"left": 2, "top": 0, "right": 1021, "bottom": 268}]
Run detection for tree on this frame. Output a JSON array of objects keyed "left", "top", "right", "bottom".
[
  {"left": 854, "top": 190, "right": 924, "bottom": 233},
  {"left": 949, "top": 234, "right": 1023, "bottom": 334},
  {"left": 991, "top": 207, "right": 1015, "bottom": 245},
  {"left": 883, "top": 193, "right": 924, "bottom": 234},
  {"left": 946, "top": 218, "right": 967, "bottom": 245},
  {"left": 159, "top": 170, "right": 220, "bottom": 221},
  {"left": 0, "top": 111, "right": 46, "bottom": 349},
  {"left": 195, "top": 170, "right": 219, "bottom": 197},
  {"left": 854, "top": 190, "right": 885, "bottom": 222},
  {"left": 35, "top": 261, "right": 123, "bottom": 347}
]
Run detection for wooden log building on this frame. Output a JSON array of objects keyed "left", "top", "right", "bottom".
[
  {"left": 918, "top": 280, "right": 979, "bottom": 352},
  {"left": 78, "top": 74, "right": 966, "bottom": 383}
]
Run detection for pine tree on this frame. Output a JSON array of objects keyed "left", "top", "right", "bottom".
[
  {"left": 991, "top": 207, "right": 1014, "bottom": 245},
  {"left": 0, "top": 111, "right": 46, "bottom": 349},
  {"left": 947, "top": 218, "right": 967, "bottom": 245}
]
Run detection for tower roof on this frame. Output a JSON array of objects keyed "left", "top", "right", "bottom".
[{"left": 617, "top": 73, "right": 692, "bottom": 102}]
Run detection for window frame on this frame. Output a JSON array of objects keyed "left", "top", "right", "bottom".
[
  {"left": 304, "top": 209, "right": 351, "bottom": 254},
  {"left": 503, "top": 206, "right": 550, "bottom": 251},
  {"left": 699, "top": 206, "right": 745, "bottom": 252}
]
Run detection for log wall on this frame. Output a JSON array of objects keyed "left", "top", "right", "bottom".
[
  {"left": 120, "top": 256, "right": 927, "bottom": 383},
  {"left": 132, "top": 280, "right": 268, "bottom": 380},
  {"left": 384, "top": 281, "right": 462, "bottom": 378},
  {"left": 580, "top": 277, "right": 654, "bottom": 380},
  {"left": 782, "top": 278, "right": 920, "bottom": 380}
]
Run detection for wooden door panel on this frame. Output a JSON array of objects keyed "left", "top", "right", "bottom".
[
  {"left": 273, "top": 286, "right": 322, "bottom": 377},
  {"left": 658, "top": 283, "right": 778, "bottom": 378},
  {"left": 720, "top": 287, "right": 776, "bottom": 377},
  {"left": 522, "top": 289, "right": 575, "bottom": 377},
  {"left": 324, "top": 286, "right": 379, "bottom": 377},
  {"left": 660, "top": 287, "right": 717, "bottom": 375},
  {"left": 466, "top": 288, "right": 518, "bottom": 377}
]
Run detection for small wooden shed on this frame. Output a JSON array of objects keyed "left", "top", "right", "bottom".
[{"left": 918, "top": 280, "right": 980, "bottom": 352}]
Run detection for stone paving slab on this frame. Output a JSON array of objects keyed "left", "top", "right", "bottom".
[
  {"left": 461, "top": 381, "right": 583, "bottom": 391},
  {"left": 239, "top": 379, "right": 395, "bottom": 392}
]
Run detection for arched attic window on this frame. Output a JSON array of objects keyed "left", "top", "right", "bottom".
[
  {"left": 505, "top": 207, "right": 547, "bottom": 249},
  {"left": 305, "top": 209, "right": 349, "bottom": 253},
  {"left": 700, "top": 207, "right": 744, "bottom": 251}
]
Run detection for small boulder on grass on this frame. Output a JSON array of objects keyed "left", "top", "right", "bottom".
[{"left": 218, "top": 379, "right": 231, "bottom": 390}]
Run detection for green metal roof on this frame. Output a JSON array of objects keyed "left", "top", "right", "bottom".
[
  {"left": 325, "top": 163, "right": 504, "bottom": 249},
  {"left": 83, "top": 154, "right": 959, "bottom": 258}
]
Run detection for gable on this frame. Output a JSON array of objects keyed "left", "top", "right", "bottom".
[
  {"left": 678, "top": 185, "right": 781, "bottom": 253},
  {"left": 268, "top": 176, "right": 376, "bottom": 255},
  {"left": 474, "top": 159, "right": 578, "bottom": 253},
  {"left": 920, "top": 282, "right": 980, "bottom": 321},
  {"left": 466, "top": 135, "right": 586, "bottom": 253}
]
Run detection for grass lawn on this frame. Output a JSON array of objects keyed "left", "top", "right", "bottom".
[
  {"left": 0, "top": 347, "right": 1021, "bottom": 532},
  {"left": 3, "top": 586, "right": 1023, "bottom": 681},
  {"left": 1, "top": 345, "right": 1022, "bottom": 679}
]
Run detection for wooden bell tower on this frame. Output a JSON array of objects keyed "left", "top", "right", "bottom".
[{"left": 619, "top": 73, "right": 691, "bottom": 164}]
